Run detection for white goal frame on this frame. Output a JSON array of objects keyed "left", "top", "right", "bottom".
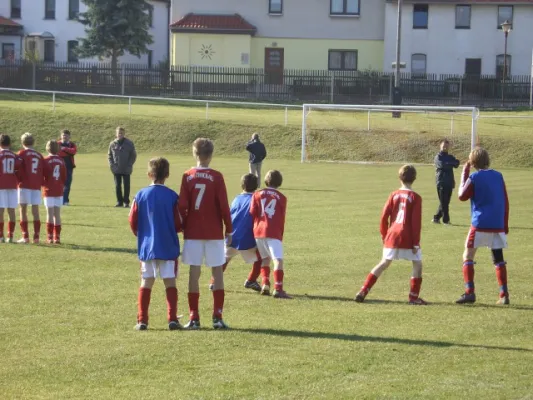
[{"left": 301, "top": 104, "right": 480, "bottom": 163}]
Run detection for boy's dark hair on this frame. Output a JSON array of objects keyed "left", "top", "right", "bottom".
[
  {"left": 399, "top": 164, "right": 417, "bottom": 184},
  {"left": 46, "top": 141, "right": 59, "bottom": 155},
  {"left": 265, "top": 170, "right": 283, "bottom": 189},
  {"left": 148, "top": 157, "right": 170, "bottom": 182},
  {"left": 241, "top": 174, "right": 258, "bottom": 193},
  {"left": 469, "top": 147, "right": 490, "bottom": 170},
  {"left": 0, "top": 134, "right": 11, "bottom": 147},
  {"left": 61, "top": 129, "right": 71, "bottom": 136},
  {"left": 193, "top": 137, "right": 214, "bottom": 159},
  {"left": 440, "top": 139, "right": 450, "bottom": 145}
]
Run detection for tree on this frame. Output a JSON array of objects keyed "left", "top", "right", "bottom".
[{"left": 77, "top": 0, "right": 153, "bottom": 79}]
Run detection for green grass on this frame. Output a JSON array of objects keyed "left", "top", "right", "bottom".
[{"left": 1, "top": 154, "right": 533, "bottom": 399}]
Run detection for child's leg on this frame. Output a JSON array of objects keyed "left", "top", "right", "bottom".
[
  {"left": 462, "top": 247, "right": 477, "bottom": 294},
  {"left": 409, "top": 260, "right": 423, "bottom": 301},
  {"left": 138, "top": 277, "right": 155, "bottom": 325},
  {"left": 210, "top": 257, "right": 231, "bottom": 287},
  {"left": 163, "top": 277, "right": 178, "bottom": 322},
  {"left": 53, "top": 206, "right": 61, "bottom": 242},
  {"left": 247, "top": 250, "right": 262, "bottom": 283},
  {"left": 188, "top": 265, "right": 201, "bottom": 320},
  {"left": 46, "top": 207, "right": 54, "bottom": 242},
  {"left": 0, "top": 208, "right": 4, "bottom": 239},
  {"left": 492, "top": 249, "right": 509, "bottom": 299},
  {"left": 7, "top": 207, "right": 15, "bottom": 240},
  {"left": 31, "top": 204, "right": 40, "bottom": 241},
  {"left": 273, "top": 258, "right": 285, "bottom": 291},
  {"left": 211, "top": 265, "right": 224, "bottom": 319},
  {"left": 260, "top": 257, "right": 272, "bottom": 287},
  {"left": 19, "top": 203, "right": 29, "bottom": 239},
  {"left": 359, "top": 259, "right": 393, "bottom": 296}
]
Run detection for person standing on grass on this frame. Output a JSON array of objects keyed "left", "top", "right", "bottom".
[
  {"left": 432, "top": 139, "right": 460, "bottom": 225},
  {"left": 246, "top": 133, "right": 267, "bottom": 180},
  {"left": 57, "top": 129, "right": 77, "bottom": 206},
  {"left": 108, "top": 127, "right": 137, "bottom": 208},
  {"left": 42, "top": 141, "right": 67, "bottom": 244},
  {"left": 0, "top": 134, "right": 22, "bottom": 243}
]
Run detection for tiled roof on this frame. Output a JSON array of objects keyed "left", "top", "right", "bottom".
[
  {"left": 0, "top": 16, "right": 22, "bottom": 27},
  {"left": 170, "top": 13, "right": 257, "bottom": 35}
]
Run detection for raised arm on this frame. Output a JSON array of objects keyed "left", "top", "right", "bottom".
[
  {"left": 128, "top": 200, "right": 138, "bottom": 236},
  {"left": 458, "top": 163, "right": 473, "bottom": 201}
]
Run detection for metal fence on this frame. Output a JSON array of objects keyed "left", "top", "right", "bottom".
[{"left": 0, "top": 60, "right": 531, "bottom": 108}]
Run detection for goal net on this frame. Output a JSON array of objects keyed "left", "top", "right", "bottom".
[{"left": 301, "top": 104, "right": 479, "bottom": 164}]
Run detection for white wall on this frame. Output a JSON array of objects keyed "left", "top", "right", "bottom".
[
  {"left": 0, "top": 0, "right": 169, "bottom": 64},
  {"left": 383, "top": 3, "right": 533, "bottom": 75}
]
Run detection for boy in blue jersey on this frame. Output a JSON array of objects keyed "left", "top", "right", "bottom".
[
  {"left": 457, "top": 147, "right": 510, "bottom": 305},
  {"left": 129, "top": 158, "right": 183, "bottom": 330}
]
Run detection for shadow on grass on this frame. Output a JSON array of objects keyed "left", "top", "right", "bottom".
[
  {"left": 283, "top": 188, "right": 336, "bottom": 193},
  {"left": 235, "top": 328, "right": 532, "bottom": 352},
  {"left": 62, "top": 223, "right": 114, "bottom": 229},
  {"left": 43, "top": 243, "right": 136, "bottom": 254}
]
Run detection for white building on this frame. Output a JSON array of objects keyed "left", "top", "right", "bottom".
[
  {"left": 0, "top": 0, "right": 170, "bottom": 66},
  {"left": 383, "top": 0, "right": 533, "bottom": 77}
]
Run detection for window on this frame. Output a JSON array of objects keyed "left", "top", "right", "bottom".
[
  {"left": 498, "top": 6, "right": 513, "bottom": 28},
  {"left": 45, "top": 0, "right": 56, "bottom": 19},
  {"left": 147, "top": 50, "right": 153, "bottom": 68},
  {"left": 496, "top": 54, "right": 511, "bottom": 78},
  {"left": 455, "top": 5, "right": 471, "bottom": 29},
  {"left": 11, "top": 0, "right": 21, "bottom": 18},
  {"left": 465, "top": 58, "right": 482, "bottom": 77},
  {"left": 69, "top": 0, "right": 79, "bottom": 20},
  {"left": 411, "top": 54, "right": 427, "bottom": 76},
  {"left": 328, "top": 50, "right": 357, "bottom": 71},
  {"left": 148, "top": 7, "right": 153, "bottom": 27},
  {"left": 413, "top": 4, "right": 428, "bottom": 29},
  {"left": 67, "top": 40, "right": 78, "bottom": 62},
  {"left": 44, "top": 40, "right": 55, "bottom": 62},
  {"left": 330, "top": 0, "right": 360, "bottom": 16},
  {"left": 269, "top": 0, "right": 282, "bottom": 14},
  {"left": 2, "top": 43, "right": 15, "bottom": 60}
]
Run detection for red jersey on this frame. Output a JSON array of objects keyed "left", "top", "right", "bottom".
[
  {"left": 250, "top": 188, "right": 287, "bottom": 241},
  {"left": 380, "top": 188, "right": 422, "bottom": 249},
  {"left": 178, "top": 167, "right": 232, "bottom": 240},
  {"left": 42, "top": 155, "right": 67, "bottom": 197},
  {"left": 0, "top": 149, "right": 22, "bottom": 190},
  {"left": 18, "top": 148, "right": 44, "bottom": 190}
]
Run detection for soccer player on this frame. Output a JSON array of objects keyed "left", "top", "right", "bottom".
[
  {"left": 179, "top": 138, "right": 232, "bottom": 330},
  {"left": 17, "top": 133, "right": 44, "bottom": 244},
  {"left": 0, "top": 134, "right": 22, "bottom": 243},
  {"left": 250, "top": 170, "right": 290, "bottom": 299},
  {"left": 456, "top": 147, "right": 510, "bottom": 305},
  {"left": 57, "top": 129, "right": 77, "bottom": 206},
  {"left": 42, "top": 141, "right": 67, "bottom": 244},
  {"left": 129, "top": 158, "right": 182, "bottom": 331},
  {"left": 354, "top": 165, "right": 427, "bottom": 305}
]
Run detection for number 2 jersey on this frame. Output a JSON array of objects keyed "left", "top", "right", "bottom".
[
  {"left": 380, "top": 188, "right": 422, "bottom": 249},
  {"left": 42, "top": 155, "right": 67, "bottom": 197},
  {"left": 250, "top": 188, "right": 287, "bottom": 241},
  {"left": 0, "top": 149, "right": 22, "bottom": 190},
  {"left": 178, "top": 167, "right": 232, "bottom": 240},
  {"left": 17, "top": 148, "right": 44, "bottom": 190}
]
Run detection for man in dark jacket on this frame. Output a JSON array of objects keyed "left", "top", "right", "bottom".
[
  {"left": 246, "top": 133, "right": 267, "bottom": 179},
  {"left": 432, "top": 139, "right": 460, "bottom": 224},
  {"left": 108, "top": 127, "right": 137, "bottom": 208},
  {"left": 57, "top": 129, "right": 77, "bottom": 206}
]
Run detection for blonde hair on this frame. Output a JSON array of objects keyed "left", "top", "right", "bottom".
[
  {"left": 46, "top": 141, "right": 59, "bottom": 155},
  {"left": 469, "top": 147, "right": 490, "bottom": 170},
  {"left": 21, "top": 132, "right": 34, "bottom": 147},
  {"left": 399, "top": 164, "right": 417, "bottom": 184},
  {"left": 265, "top": 170, "right": 283, "bottom": 188},
  {"left": 193, "top": 138, "right": 214, "bottom": 160}
]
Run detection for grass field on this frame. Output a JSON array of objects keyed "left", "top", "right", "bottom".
[{"left": 1, "top": 154, "right": 533, "bottom": 399}]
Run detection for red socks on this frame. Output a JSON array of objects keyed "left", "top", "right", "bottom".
[
  {"left": 137, "top": 287, "right": 152, "bottom": 324},
  {"left": 248, "top": 259, "right": 262, "bottom": 282},
  {"left": 463, "top": 260, "right": 475, "bottom": 294},
  {"left": 166, "top": 287, "right": 178, "bottom": 322},
  {"left": 213, "top": 289, "right": 224, "bottom": 319},
  {"left": 188, "top": 292, "right": 200, "bottom": 320},
  {"left": 8, "top": 221, "right": 15, "bottom": 239},
  {"left": 46, "top": 223, "right": 54, "bottom": 241},
  {"left": 20, "top": 221, "right": 29, "bottom": 239},
  {"left": 261, "top": 266, "right": 271, "bottom": 286},
  {"left": 495, "top": 262, "right": 508, "bottom": 298},
  {"left": 274, "top": 269, "right": 284, "bottom": 291},
  {"left": 361, "top": 273, "right": 378, "bottom": 294},
  {"left": 409, "top": 277, "right": 422, "bottom": 301},
  {"left": 33, "top": 220, "right": 41, "bottom": 240},
  {"left": 0, "top": 222, "right": 3, "bottom": 239},
  {"left": 54, "top": 225, "right": 61, "bottom": 242}
]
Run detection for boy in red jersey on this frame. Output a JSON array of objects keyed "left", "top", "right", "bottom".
[
  {"left": 179, "top": 138, "right": 232, "bottom": 330},
  {"left": 42, "top": 141, "right": 67, "bottom": 244},
  {"left": 250, "top": 170, "right": 290, "bottom": 299},
  {"left": 17, "top": 133, "right": 44, "bottom": 244},
  {"left": 355, "top": 165, "right": 427, "bottom": 305},
  {"left": 0, "top": 134, "right": 22, "bottom": 243}
]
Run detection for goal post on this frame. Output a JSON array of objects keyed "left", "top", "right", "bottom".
[{"left": 301, "top": 104, "right": 479, "bottom": 164}]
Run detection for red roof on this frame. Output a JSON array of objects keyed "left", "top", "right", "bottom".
[
  {"left": 170, "top": 13, "right": 257, "bottom": 35},
  {"left": 0, "top": 16, "right": 22, "bottom": 27}
]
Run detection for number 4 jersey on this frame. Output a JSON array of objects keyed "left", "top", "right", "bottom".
[
  {"left": 380, "top": 188, "right": 422, "bottom": 249},
  {"left": 17, "top": 148, "right": 44, "bottom": 190},
  {"left": 250, "top": 188, "right": 287, "bottom": 241},
  {"left": 42, "top": 155, "right": 67, "bottom": 197}
]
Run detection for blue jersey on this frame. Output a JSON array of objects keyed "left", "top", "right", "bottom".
[
  {"left": 229, "top": 193, "right": 256, "bottom": 250},
  {"left": 458, "top": 166, "right": 509, "bottom": 232},
  {"left": 129, "top": 184, "right": 181, "bottom": 261}
]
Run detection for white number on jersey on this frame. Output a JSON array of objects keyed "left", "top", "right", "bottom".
[
  {"left": 31, "top": 157, "right": 39, "bottom": 174},
  {"left": 194, "top": 183, "right": 206, "bottom": 210},
  {"left": 52, "top": 164, "right": 61, "bottom": 180},
  {"left": 395, "top": 202, "right": 406, "bottom": 224},
  {"left": 260, "top": 198, "right": 277, "bottom": 219},
  {"left": 2, "top": 157, "right": 14, "bottom": 174}
]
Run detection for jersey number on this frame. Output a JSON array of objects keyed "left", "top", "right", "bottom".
[
  {"left": 261, "top": 198, "right": 277, "bottom": 219},
  {"left": 31, "top": 158, "right": 39, "bottom": 174},
  {"left": 52, "top": 165, "right": 60, "bottom": 180},
  {"left": 194, "top": 184, "right": 206, "bottom": 210},
  {"left": 395, "top": 202, "right": 406, "bottom": 224},
  {"left": 2, "top": 158, "right": 14, "bottom": 174}
]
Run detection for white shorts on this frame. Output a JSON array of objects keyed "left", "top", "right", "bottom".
[
  {"left": 225, "top": 246, "right": 258, "bottom": 264},
  {"left": 18, "top": 189, "right": 41, "bottom": 206},
  {"left": 0, "top": 189, "right": 17, "bottom": 209},
  {"left": 256, "top": 238, "right": 283, "bottom": 260},
  {"left": 140, "top": 259, "right": 178, "bottom": 279},
  {"left": 182, "top": 239, "right": 225, "bottom": 267},
  {"left": 44, "top": 197, "right": 63, "bottom": 208},
  {"left": 466, "top": 229, "right": 508, "bottom": 249},
  {"left": 383, "top": 248, "right": 422, "bottom": 261}
]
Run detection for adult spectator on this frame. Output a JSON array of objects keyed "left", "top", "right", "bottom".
[
  {"left": 57, "top": 129, "right": 77, "bottom": 206},
  {"left": 246, "top": 133, "right": 267, "bottom": 179},
  {"left": 108, "top": 127, "right": 137, "bottom": 208},
  {"left": 432, "top": 139, "right": 460, "bottom": 225}
]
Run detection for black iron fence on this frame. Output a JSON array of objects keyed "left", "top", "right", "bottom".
[{"left": 0, "top": 60, "right": 531, "bottom": 107}]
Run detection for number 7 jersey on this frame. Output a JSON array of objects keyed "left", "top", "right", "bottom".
[
  {"left": 380, "top": 188, "right": 422, "bottom": 249},
  {"left": 250, "top": 188, "right": 287, "bottom": 241}
]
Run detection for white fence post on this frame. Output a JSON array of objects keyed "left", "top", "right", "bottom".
[
  {"left": 128, "top": 97, "right": 132, "bottom": 114},
  {"left": 367, "top": 110, "right": 371, "bottom": 131},
  {"left": 52, "top": 91, "right": 56, "bottom": 111},
  {"left": 121, "top": 65, "right": 125, "bottom": 96},
  {"left": 205, "top": 102, "right": 209, "bottom": 120},
  {"left": 284, "top": 106, "right": 288, "bottom": 126},
  {"left": 189, "top": 67, "right": 194, "bottom": 96}
]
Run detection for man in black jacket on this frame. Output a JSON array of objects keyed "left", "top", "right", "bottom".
[
  {"left": 432, "top": 139, "right": 460, "bottom": 224},
  {"left": 246, "top": 133, "right": 267, "bottom": 179}
]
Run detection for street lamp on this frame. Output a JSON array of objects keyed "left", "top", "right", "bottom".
[{"left": 501, "top": 20, "right": 512, "bottom": 106}]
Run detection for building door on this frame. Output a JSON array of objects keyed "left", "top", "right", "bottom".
[
  {"left": 465, "top": 58, "right": 481, "bottom": 78},
  {"left": 264, "top": 48, "right": 284, "bottom": 84}
]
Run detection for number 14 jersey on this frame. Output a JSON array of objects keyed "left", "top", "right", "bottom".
[
  {"left": 380, "top": 188, "right": 422, "bottom": 249},
  {"left": 250, "top": 188, "right": 287, "bottom": 241}
]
